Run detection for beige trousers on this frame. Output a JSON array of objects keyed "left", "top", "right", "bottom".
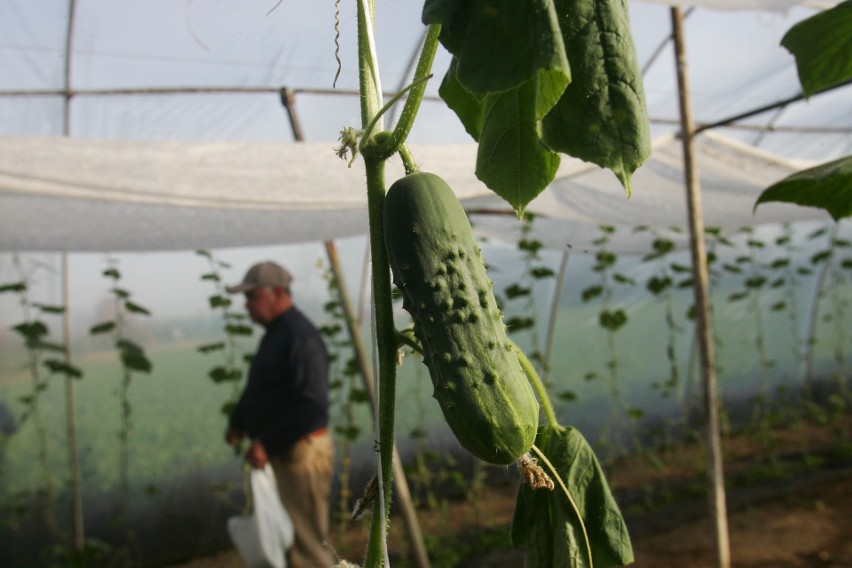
[{"left": 270, "top": 431, "right": 335, "bottom": 568}]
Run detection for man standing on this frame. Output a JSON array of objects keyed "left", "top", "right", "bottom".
[{"left": 225, "top": 261, "right": 334, "bottom": 567}]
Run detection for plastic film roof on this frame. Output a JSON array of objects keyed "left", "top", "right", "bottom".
[{"left": 0, "top": 0, "right": 849, "bottom": 252}]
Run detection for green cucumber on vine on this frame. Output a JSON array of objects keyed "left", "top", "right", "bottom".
[
  {"left": 383, "top": 170, "right": 540, "bottom": 464},
  {"left": 346, "top": 2, "right": 640, "bottom": 566}
]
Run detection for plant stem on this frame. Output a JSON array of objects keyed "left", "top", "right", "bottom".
[
  {"left": 515, "top": 343, "right": 558, "bottom": 428},
  {"left": 357, "top": 3, "right": 393, "bottom": 566},
  {"left": 380, "top": 24, "right": 441, "bottom": 155},
  {"left": 362, "top": 156, "right": 397, "bottom": 568},
  {"left": 530, "top": 443, "right": 593, "bottom": 568},
  {"left": 362, "top": 75, "right": 433, "bottom": 151},
  {"left": 398, "top": 144, "right": 418, "bottom": 174},
  {"left": 357, "top": 0, "right": 382, "bottom": 128}
]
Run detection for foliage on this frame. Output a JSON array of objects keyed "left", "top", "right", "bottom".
[
  {"left": 500, "top": 213, "right": 557, "bottom": 376},
  {"left": 755, "top": 2, "right": 852, "bottom": 219},
  {"left": 637, "top": 227, "right": 686, "bottom": 401},
  {"left": 423, "top": 0, "right": 650, "bottom": 213},
  {"left": 345, "top": 0, "right": 653, "bottom": 562},
  {"left": 195, "top": 249, "right": 254, "bottom": 417},
  {"left": 755, "top": 156, "right": 852, "bottom": 221},
  {"left": 89, "top": 256, "right": 152, "bottom": 559},
  {"left": 511, "top": 426, "right": 633, "bottom": 568},
  {"left": 0, "top": 255, "right": 75, "bottom": 555},
  {"left": 781, "top": 0, "right": 852, "bottom": 98}
]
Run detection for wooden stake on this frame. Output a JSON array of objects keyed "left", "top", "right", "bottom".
[{"left": 670, "top": 7, "right": 731, "bottom": 568}]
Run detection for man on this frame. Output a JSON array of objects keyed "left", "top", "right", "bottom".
[{"left": 224, "top": 260, "right": 334, "bottom": 568}]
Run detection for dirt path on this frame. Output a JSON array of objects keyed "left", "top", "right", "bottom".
[{"left": 167, "top": 416, "right": 852, "bottom": 567}]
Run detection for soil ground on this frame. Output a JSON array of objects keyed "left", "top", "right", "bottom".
[{"left": 167, "top": 413, "right": 852, "bottom": 568}]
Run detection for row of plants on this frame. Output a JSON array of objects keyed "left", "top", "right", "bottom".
[{"left": 0, "top": 215, "right": 848, "bottom": 565}]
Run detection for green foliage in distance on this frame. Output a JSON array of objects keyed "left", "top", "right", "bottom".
[{"left": 423, "top": 0, "right": 650, "bottom": 214}]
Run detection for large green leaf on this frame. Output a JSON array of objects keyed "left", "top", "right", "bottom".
[
  {"left": 426, "top": 0, "right": 570, "bottom": 213},
  {"left": 540, "top": 0, "right": 650, "bottom": 196},
  {"left": 781, "top": 1, "right": 852, "bottom": 97},
  {"left": 438, "top": 58, "right": 484, "bottom": 140},
  {"left": 754, "top": 156, "right": 852, "bottom": 221},
  {"left": 476, "top": 80, "right": 563, "bottom": 214},
  {"left": 439, "top": 63, "right": 562, "bottom": 211},
  {"left": 423, "top": 0, "right": 570, "bottom": 109},
  {"left": 424, "top": 0, "right": 649, "bottom": 213},
  {"left": 511, "top": 425, "right": 633, "bottom": 568}
]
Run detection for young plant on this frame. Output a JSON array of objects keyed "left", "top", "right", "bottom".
[
  {"left": 0, "top": 255, "right": 79, "bottom": 551},
  {"left": 316, "top": 258, "right": 369, "bottom": 554},
  {"left": 637, "top": 228, "right": 685, "bottom": 401},
  {"left": 195, "top": 250, "right": 254, "bottom": 417},
  {"left": 767, "top": 224, "right": 808, "bottom": 393},
  {"left": 683, "top": 226, "right": 735, "bottom": 435},
  {"left": 501, "top": 213, "right": 557, "bottom": 378},
  {"left": 726, "top": 229, "right": 776, "bottom": 426},
  {"left": 807, "top": 227, "right": 851, "bottom": 401},
  {"left": 580, "top": 225, "right": 639, "bottom": 459},
  {"left": 635, "top": 225, "right": 698, "bottom": 451},
  {"left": 89, "top": 255, "right": 152, "bottom": 553}
]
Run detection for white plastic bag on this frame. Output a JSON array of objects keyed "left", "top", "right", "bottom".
[{"left": 227, "top": 464, "right": 295, "bottom": 568}]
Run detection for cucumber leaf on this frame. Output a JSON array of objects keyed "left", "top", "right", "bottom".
[
  {"left": 511, "top": 425, "right": 633, "bottom": 568},
  {"left": 754, "top": 155, "right": 852, "bottom": 221},
  {"left": 781, "top": 1, "right": 852, "bottom": 97},
  {"left": 423, "top": 0, "right": 570, "bottom": 110},
  {"left": 475, "top": 80, "right": 563, "bottom": 215},
  {"left": 424, "top": 0, "right": 649, "bottom": 213},
  {"left": 438, "top": 58, "right": 484, "bottom": 140},
  {"left": 540, "top": 0, "right": 650, "bottom": 196}
]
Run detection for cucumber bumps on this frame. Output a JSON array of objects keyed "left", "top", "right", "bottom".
[{"left": 383, "top": 171, "right": 539, "bottom": 464}]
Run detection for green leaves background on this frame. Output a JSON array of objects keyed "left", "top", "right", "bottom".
[{"left": 423, "top": 0, "right": 650, "bottom": 215}]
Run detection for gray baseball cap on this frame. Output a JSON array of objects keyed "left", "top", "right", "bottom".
[{"left": 225, "top": 261, "right": 292, "bottom": 294}]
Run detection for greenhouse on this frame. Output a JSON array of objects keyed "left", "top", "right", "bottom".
[{"left": 0, "top": 1, "right": 850, "bottom": 567}]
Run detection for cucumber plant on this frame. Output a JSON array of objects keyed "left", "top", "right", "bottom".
[
  {"left": 89, "top": 256, "right": 152, "bottom": 557},
  {"left": 316, "top": 257, "right": 370, "bottom": 556},
  {"left": 580, "top": 225, "right": 640, "bottom": 460},
  {"left": 501, "top": 213, "right": 557, "bottom": 379},
  {"left": 343, "top": 2, "right": 647, "bottom": 566},
  {"left": 0, "top": 254, "right": 79, "bottom": 554},
  {"left": 807, "top": 226, "right": 851, "bottom": 402},
  {"left": 195, "top": 249, "right": 254, "bottom": 417},
  {"left": 725, "top": 229, "right": 777, "bottom": 427}
]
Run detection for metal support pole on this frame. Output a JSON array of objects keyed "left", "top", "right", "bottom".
[
  {"left": 543, "top": 247, "right": 571, "bottom": 380},
  {"left": 62, "top": 0, "right": 85, "bottom": 551},
  {"left": 670, "top": 7, "right": 731, "bottom": 568}
]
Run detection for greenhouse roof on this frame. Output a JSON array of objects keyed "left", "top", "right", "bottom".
[{"left": 0, "top": 0, "right": 848, "bottom": 252}]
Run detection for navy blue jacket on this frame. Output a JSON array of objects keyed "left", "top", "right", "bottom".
[{"left": 229, "top": 307, "right": 329, "bottom": 457}]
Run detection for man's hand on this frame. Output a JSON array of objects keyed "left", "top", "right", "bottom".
[{"left": 246, "top": 440, "right": 269, "bottom": 469}]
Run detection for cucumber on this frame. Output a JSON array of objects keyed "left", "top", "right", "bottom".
[{"left": 383, "top": 171, "right": 539, "bottom": 464}]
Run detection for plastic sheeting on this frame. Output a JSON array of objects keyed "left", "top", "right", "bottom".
[
  {"left": 0, "top": 131, "right": 829, "bottom": 253},
  {"left": 0, "top": 0, "right": 848, "bottom": 253}
]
